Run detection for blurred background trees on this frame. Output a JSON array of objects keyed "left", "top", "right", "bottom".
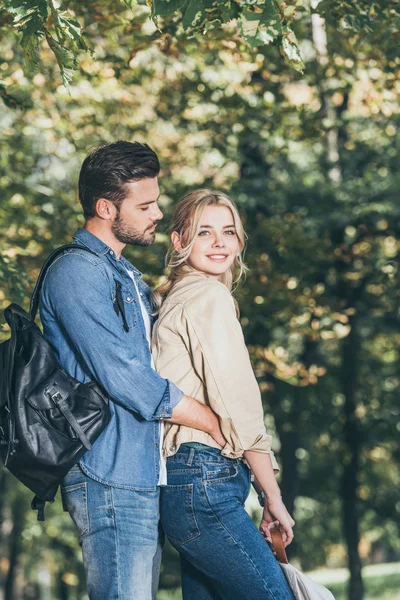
[{"left": 0, "top": 1, "right": 399, "bottom": 599}]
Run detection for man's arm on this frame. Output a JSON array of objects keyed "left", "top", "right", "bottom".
[
  {"left": 41, "top": 253, "right": 180, "bottom": 421},
  {"left": 42, "top": 252, "right": 226, "bottom": 443},
  {"left": 168, "top": 395, "right": 226, "bottom": 447}
]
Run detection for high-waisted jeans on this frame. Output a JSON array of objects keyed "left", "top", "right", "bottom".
[{"left": 160, "top": 445, "right": 295, "bottom": 600}]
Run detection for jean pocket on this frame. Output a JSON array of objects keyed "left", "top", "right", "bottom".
[
  {"left": 160, "top": 484, "right": 200, "bottom": 546},
  {"left": 203, "top": 461, "right": 239, "bottom": 484},
  {"left": 61, "top": 482, "right": 89, "bottom": 539}
]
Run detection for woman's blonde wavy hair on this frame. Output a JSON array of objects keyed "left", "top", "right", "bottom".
[{"left": 153, "top": 189, "right": 248, "bottom": 310}]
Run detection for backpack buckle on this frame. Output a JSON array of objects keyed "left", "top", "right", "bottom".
[{"left": 46, "top": 388, "right": 63, "bottom": 404}]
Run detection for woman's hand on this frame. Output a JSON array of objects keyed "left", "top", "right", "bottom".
[{"left": 259, "top": 495, "right": 295, "bottom": 548}]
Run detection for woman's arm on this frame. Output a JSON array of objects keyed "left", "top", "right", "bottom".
[{"left": 244, "top": 450, "right": 295, "bottom": 547}]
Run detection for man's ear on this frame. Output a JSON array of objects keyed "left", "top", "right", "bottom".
[
  {"left": 171, "top": 231, "right": 183, "bottom": 253},
  {"left": 94, "top": 198, "right": 117, "bottom": 221}
]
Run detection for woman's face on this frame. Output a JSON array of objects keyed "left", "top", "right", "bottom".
[{"left": 183, "top": 205, "right": 241, "bottom": 279}]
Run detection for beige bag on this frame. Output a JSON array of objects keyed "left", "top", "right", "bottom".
[{"left": 271, "top": 529, "right": 336, "bottom": 600}]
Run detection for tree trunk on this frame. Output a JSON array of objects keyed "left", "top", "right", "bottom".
[
  {"left": 273, "top": 411, "right": 300, "bottom": 517},
  {"left": 267, "top": 381, "right": 300, "bottom": 517},
  {"left": 341, "top": 314, "right": 364, "bottom": 600},
  {"left": 4, "top": 495, "right": 26, "bottom": 600}
]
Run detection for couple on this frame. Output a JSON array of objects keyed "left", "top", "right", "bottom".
[{"left": 40, "top": 141, "right": 295, "bottom": 600}]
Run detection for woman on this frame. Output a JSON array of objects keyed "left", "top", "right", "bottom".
[{"left": 152, "top": 189, "right": 295, "bottom": 600}]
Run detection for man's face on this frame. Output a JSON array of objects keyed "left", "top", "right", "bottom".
[{"left": 111, "top": 178, "right": 163, "bottom": 247}]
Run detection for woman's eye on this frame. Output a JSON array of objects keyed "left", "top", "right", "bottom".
[
  {"left": 225, "top": 230, "right": 236, "bottom": 235},
  {"left": 198, "top": 230, "right": 210, "bottom": 235}
]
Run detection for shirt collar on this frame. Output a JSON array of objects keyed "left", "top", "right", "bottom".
[{"left": 72, "top": 228, "right": 142, "bottom": 276}]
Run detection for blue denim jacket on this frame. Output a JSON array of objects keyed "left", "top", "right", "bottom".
[{"left": 40, "top": 228, "right": 183, "bottom": 489}]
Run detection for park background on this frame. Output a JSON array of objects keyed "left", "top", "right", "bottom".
[{"left": 0, "top": 1, "right": 399, "bottom": 599}]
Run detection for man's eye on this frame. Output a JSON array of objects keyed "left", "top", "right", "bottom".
[{"left": 141, "top": 207, "right": 149, "bottom": 212}]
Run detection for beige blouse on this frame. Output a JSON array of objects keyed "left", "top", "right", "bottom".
[{"left": 152, "top": 271, "right": 279, "bottom": 470}]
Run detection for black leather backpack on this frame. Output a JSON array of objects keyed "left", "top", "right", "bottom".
[{"left": 0, "top": 244, "right": 112, "bottom": 520}]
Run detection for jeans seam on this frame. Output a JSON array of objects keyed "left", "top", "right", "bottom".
[
  {"left": 201, "top": 484, "right": 279, "bottom": 600},
  {"left": 82, "top": 483, "right": 89, "bottom": 536},
  {"left": 110, "top": 486, "right": 121, "bottom": 600},
  {"left": 167, "top": 468, "right": 202, "bottom": 475}
]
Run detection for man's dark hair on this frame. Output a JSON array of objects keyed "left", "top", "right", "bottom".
[{"left": 78, "top": 141, "right": 160, "bottom": 219}]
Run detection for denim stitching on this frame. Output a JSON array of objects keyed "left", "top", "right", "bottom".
[
  {"left": 110, "top": 486, "right": 121, "bottom": 600},
  {"left": 203, "top": 464, "right": 238, "bottom": 485},
  {"left": 162, "top": 484, "right": 200, "bottom": 545},
  {"left": 167, "top": 468, "right": 202, "bottom": 475},
  {"left": 168, "top": 457, "right": 236, "bottom": 464},
  {"left": 201, "top": 483, "right": 279, "bottom": 600},
  {"left": 163, "top": 483, "right": 193, "bottom": 491},
  {"left": 62, "top": 482, "right": 89, "bottom": 537},
  {"left": 81, "top": 483, "right": 89, "bottom": 536}
]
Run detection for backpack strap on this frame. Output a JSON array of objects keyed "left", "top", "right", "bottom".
[
  {"left": 29, "top": 243, "right": 98, "bottom": 321},
  {"left": 31, "top": 494, "right": 56, "bottom": 522}
]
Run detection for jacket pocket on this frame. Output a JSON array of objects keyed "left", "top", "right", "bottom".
[
  {"left": 160, "top": 484, "right": 200, "bottom": 546},
  {"left": 112, "top": 280, "right": 139, "bottom": 331}
]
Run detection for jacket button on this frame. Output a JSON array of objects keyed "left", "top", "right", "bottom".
[
  {"left": 127, "top": 297, "right": 131, "bottom": 301},
  {"left": 169, "top": 444, "right": 176, "bottom": 452}
]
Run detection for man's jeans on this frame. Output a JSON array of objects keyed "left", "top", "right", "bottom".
[
  {"left": 160, "top": 446, "right": 295, "bottom": 600},
  {"left": 61, "top": 466, "right": 162, "bottom": 600}
]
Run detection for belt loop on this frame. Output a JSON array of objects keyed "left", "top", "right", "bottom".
[{"left": 186, "top": 447, "right": 195, "bottom": 466}]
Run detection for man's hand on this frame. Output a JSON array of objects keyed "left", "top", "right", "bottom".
[
  {"left": 167, "top": 395, "right": 227, "bottom": 447},
  {"left": 208, "top": 413, "right": 226, "bottom": 447}
]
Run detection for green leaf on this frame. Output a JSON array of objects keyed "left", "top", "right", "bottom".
[
  {"left": 182, "top": 0, "right": 206, "bottom": 31},
  {"left": 280, "top": 24, "right": 304, "bottom": 73},
  {"left": 56, "top": 14, "right": 88, "bottom": 51},
  {"left": 3, "top": 1, "right": 47, "bottom": 68},
  {"left": 121, "top": 0, "right": 138, "bottom": 8},
  {"left": 46, "top": 32, "right": 77, "bottom": 89},
  {"left": 240, "top": 1, "right": 282, "bottom": 49},
  {"left": 219, "top": 0, "right": 240, "bottom": 23},
  {"left": 4, "top": 0, "right": 47, "bottom": 21},
  {"left": 151, "top": 0, "right": 188, "bottom": 19}
]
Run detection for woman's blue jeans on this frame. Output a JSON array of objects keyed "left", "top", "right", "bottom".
[{"left": 160, "top": 445, "right": 295, "bottom": 600}]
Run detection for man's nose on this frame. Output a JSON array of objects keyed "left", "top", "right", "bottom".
[{"left": 152, "top": 204, "right": 163, "bottom": 221}]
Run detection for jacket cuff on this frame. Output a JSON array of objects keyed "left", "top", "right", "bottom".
[{"left": 151, "top": 381, "right": 184, "bottom": 420}]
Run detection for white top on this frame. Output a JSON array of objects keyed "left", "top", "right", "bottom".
[{"left": 127, "top": 270, "right": 167, "bottom": 486}]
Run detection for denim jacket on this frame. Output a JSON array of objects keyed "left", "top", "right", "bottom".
[{"left": 40, "top": 228, "right": 183, "bottom": 489}]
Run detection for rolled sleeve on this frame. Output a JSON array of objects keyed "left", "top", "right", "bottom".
[{"left": 152, "top": 380, "right": 184, "bottom": 419}]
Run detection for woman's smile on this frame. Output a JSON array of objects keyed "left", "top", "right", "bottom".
[
  {"left": 184, "top": 205, "right": 240, "bottom": 278},
  {"left": 206, "top": 253, "right": 229, "bottom": 262}
]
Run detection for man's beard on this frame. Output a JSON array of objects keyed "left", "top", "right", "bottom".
[{"left": 111, "top": 213, "right": 156, "bottom": 247}]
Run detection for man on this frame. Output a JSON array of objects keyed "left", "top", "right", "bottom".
[{"left": 40, "top": 141, "right": 225, "bottom": 600}]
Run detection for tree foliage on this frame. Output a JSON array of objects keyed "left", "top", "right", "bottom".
[{"left": 0, "top": 1, "right": 399, "bottom": 599}]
